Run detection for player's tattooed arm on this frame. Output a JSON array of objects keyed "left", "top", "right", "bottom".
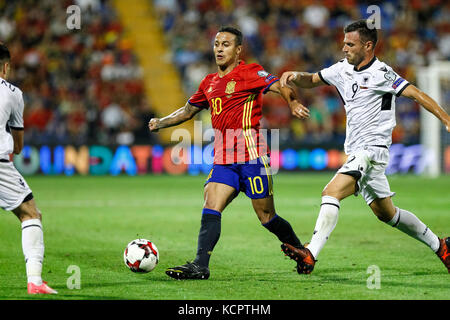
[
  {"left": 148, "top": 102, "right": 203, "bottom": 132},
  {"left": 279, "top": 71, "right": 324, "bottom": 88},
  {"left": 269, "top": 81, "right": 310, "bottom": 120},
  {"left": 401, "top": 84, "right": 450, "bottom": 132}
]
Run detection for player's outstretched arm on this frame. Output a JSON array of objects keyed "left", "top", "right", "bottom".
[
  {"left": 401, "top": 84, "right": 450, "bottom": 132},
  {"left": 268, "top": 81, "right": 310, "bottom": 120},
  {"left": 280, "top": 71, "right": 325, "bottom": 89},
  {"left": 148, "top": 102, "right": 203, "bottom": 132},
  {"left": 10, "top": 128, "right": 24, "bottom": 154}
]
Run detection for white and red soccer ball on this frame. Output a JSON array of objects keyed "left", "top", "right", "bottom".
[{"left": 123, "top": 239, "right": 159, "bottom": 273}]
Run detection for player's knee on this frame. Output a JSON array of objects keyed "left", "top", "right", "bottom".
[
  {"left": 33, "top": 208, "right": 42, "bottom": 220},
  {"left": 14, "top": 201, "right": 42, "bottom": 222},
  {"left": 321, "top": 187, "right": 338, "bottom": 198},
  {"left": 24, "top": 208, "right": 41, "bottom": 221},
  {"left": 203, "top": 189, "right": 221, "bottom": 207},
  {"left": 203, "top": 199, "right": 222, "bottom": 212},
  {"left": 372, "top": 208, "right": 391, "bottom": 223},
  {"left": 203, "top": 192, "right": 219, "bottom": 211},
  {"left": 370, "top": 200, "right": 396, "bottom": 223}
]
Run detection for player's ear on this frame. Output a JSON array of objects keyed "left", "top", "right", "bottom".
[
  {"left": 2, "top": 62, "right": 8, "bottom": 76},
  {"left": 236, "top": 44, "right": 242, "bottom": 55},
  {"left": 365, "top": 41, "right": 375, "bottom": 52}
]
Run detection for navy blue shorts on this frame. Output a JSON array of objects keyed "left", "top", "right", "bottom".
[{"left": 205, "top": 155, "right": 273, "bottom": 199}]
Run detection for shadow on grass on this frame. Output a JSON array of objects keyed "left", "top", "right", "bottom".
[
  {"left": 0, "top": 294, "right": 125, "bottom": 300},
  {"left": 312, "top": 267, "right": 450, "bottom": 290},
  {"left": 213, "top": 266, "right": 450, "bottom": 291},
  {"left": 0, "top": 278, "right": 177, "bottom": 300}
]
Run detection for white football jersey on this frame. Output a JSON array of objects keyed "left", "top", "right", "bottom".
[
  {"left": 0, "top": 76, "right": 24, "bottom": 160},
  {"left": 318, "top": 57, "right": 410, "bottom": 154}
]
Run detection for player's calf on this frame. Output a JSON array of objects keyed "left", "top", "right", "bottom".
[
  {"left": 262, "top": 214, "right": 304, "bottom": 249},
  {"left": 281, "top": 243, "right": 316, "bottom": 274},
  {"left": 13, "top": 197, "right": 48, "bottom": 290},
  {"left": 13, "top": 197, "right": 41, "bottom": 222}
]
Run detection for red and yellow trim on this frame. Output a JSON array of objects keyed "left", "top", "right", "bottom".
[{"left": 242, "top": 94, "right": 258, "bottom": 160}]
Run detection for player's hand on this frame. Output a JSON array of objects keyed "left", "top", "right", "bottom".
[
  {"left": 280, "top": 71, "right": 299, "bottom": 88},
  {"left": 289, "top": 100, "right": 310, "bottom": 119},
  {"left": 445, "top": 118, "right": 450, "bottom": 132},
  {"left": 148, "top": 118, "right": 161, "bottom": 132}
]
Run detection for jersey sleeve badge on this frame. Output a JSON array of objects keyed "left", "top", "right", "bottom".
[
  {"left": 384, "top": 70, "right": 397, "bottom": 82},
  {"left": 257, "top": 70, "right": 269, "bottom": 77},
  {"left": 392, "top": 78, "right": 405, "bottom": 89}
]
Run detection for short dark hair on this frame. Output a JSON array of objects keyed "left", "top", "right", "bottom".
[
  {"left": 218, "top": 26, "right": 243, "bottom": 46},
  {"left": 0, "top": 43, "right": 10, "bottom": 63},
  {"left": 344, "top": 19, "right": 378, "bottom": 47}
]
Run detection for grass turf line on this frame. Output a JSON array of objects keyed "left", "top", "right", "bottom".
[{"left": 0, "top": 173, "right": 448, "bottom": 300}]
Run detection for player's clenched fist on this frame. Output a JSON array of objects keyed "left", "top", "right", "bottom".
[
  {"left": 280, "top": 71, "right": 299, "bottom": 87},
  {"left": 148, "top": 118, "right": 161, "bottom": 132},
  {"left": 289, "top": 100, "right": 310, "bottom": 120}
]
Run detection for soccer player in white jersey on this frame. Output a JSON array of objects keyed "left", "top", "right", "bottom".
[
  {"left": 279, "top": 20, "right": 450, "bottom": 274},
  {"left": 0, "top": 44, "right": 57, "bottom": 294}
]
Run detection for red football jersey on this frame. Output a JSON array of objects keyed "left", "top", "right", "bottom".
[{"left": 188, "top": 61, "right": 279, "bottom": 164}]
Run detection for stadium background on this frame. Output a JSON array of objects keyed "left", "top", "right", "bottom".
[
  {"left": 1, "top": 0, "right": 450, "bottom": 303},
  {"left": 1, "top": 0, "right": 449, "bottom": 176}
]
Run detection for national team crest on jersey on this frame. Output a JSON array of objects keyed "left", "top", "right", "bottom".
[
  {"left": 188, "top": 61, "right": 278, "bottom": 164},
  {"left": 225, "top": 81, "right": 236, "bottom": 94}
]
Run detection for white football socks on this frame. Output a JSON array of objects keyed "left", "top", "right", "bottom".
[
  {"left": 387, "top": 207, "right": 440, "bottom": 252},
  {"left": 307, "top": 196, "right": 340, "bottom": 259},
  {"left": 21, "top": 219, "right": 44, "bottom": 285}
]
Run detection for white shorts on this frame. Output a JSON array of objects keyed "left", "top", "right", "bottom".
[
  {"left": 0, "top": 161, "right": 33, "bottom": 211},
  {"left": 337, "top": 146, "right": 395, "bottom": 205}
]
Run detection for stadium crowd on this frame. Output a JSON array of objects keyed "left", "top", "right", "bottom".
[
  {"left": 0, "top": 0, "right": 448, "bottom": 147},
  {"left": 154, "top": 0, "right": 450, "bottom": 146},
  {"left": 0, "top": 0, "right": 157, "bottom": 146}
]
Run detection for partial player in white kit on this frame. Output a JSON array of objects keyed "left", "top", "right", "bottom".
[
  {"left": 0, "top": 44, "right": 57, "bottom": 294},
  {"left": 279, "top": 20, "right": 450, "bottom": 274}
]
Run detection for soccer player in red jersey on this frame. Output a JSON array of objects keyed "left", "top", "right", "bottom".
[{"left": 149, "top": 26, "right": 312, "bottom": 279}]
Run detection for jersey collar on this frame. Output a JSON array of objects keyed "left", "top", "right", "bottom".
[
  {"left": 354, "top": 56, "right": 377, "bottom": 72},
  {"left": 217, "top": 60, "right": 245, "bottom": 78}
]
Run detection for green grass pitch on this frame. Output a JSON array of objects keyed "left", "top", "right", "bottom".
[{"left": 0, "top": 173, "right": 449, "bottom": 300}]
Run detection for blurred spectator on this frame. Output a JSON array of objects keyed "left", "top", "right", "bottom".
[
  {"left": 0, "top": 0, "right": 158, "bottom": 146},
  {"left": 2, "top": 0, "right": 448, "bottom": 148},
  {"left": 153, "top": 0, "right": 450, "bottom": 147}
]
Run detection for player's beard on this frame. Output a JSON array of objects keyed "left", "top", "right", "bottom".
[{"left": 347, "top": 52, "right": 364, "bottom": 67}]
